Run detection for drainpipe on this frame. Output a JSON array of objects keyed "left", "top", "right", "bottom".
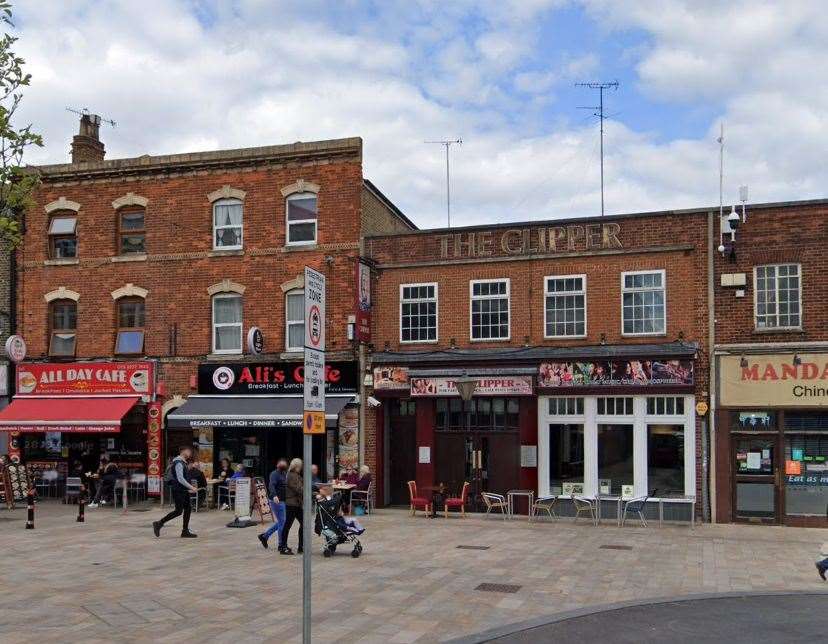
[{"left": 707, "top": 210, "right": 717, "bottom": 523}]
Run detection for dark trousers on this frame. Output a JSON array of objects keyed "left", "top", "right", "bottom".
[
  {"left": 280, "top": 505, "right": 303, "bottom": 549},
  {"left": 159, "top": 488, "right": 191, "bottom": 533}
]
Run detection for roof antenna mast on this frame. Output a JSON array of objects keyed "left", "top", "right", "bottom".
[
  {"left": 65, "top": 107, "right": 117, "bottom": 128},
  {"left": 576, "top": 81, "right": 618, "bottom": 216},
  {"left": 426, "top": 138, "right": 462, "bottom": 227}
]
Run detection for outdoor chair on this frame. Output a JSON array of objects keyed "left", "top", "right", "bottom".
[
  {"left": 621, "top": 495, "right": 650, "bottom": 527},
  {"left": 530, "top": 495, "right": 558, "bottom": 521},
  {"left": 36, "top": 470, "right": 60, "bottom": 498},
  {"left": 64, "top": 477, "right": 82, "bottom": 505},
  {"left": 351, "top": 480, "right": 375, "bottom": 515},
  {"left": 128, "top": 473, "right": 146, "bottom": 503},
  {"left": 572, "top": 495, "right": 598, "bottom": 525},
  {"left": 407, "top": 480, "right": 431, "bottom": 517},
  {"left": 189, "top": 479, "right": 206, "bottom": 512},
  {"left": 481, "top": 492, "right": 508, "bottom": 519},
  {"left": 217, "top": 480, "right": 236, "bottom": 509},
  {"left": 444, "top": 481, "right": 470, "bottom": 518}
]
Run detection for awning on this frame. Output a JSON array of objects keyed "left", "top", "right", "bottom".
[
  {"left": 166, "top": 396, "right": 353, "bottom": 430},
  {"left": 0, "top": 396, "right": 141, "bottom": 433}
]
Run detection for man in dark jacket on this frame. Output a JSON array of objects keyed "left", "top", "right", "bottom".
[
  {"left": 279, "top": 458, "right": 304, "bottom": 555},
  {"left": 258, "top": 459, "right": 288, "bottom": 552},
  {"left": 153, "top": 446, "right": 198, "bottom": 538}
]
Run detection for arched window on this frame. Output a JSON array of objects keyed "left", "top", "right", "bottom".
[
  {"left": 285, "top": 289, "right": 304, "bottom": 351},
  {"left": 213, "top": 198, "right": 243, "bottom": 250},
  {"left": 116, "top": 297, "right": 146, "bottom": 355},
  {"left": 117, "top": 208, "right": 146, "bottom": 254},
  {"left": 49, "top": 300, "right": 77, "bottom": 356},
  {"left": 47, "top": 211, "right": 78, "bottom": 259},
  {"left": 212, "top": 293, "right": 243, "bottom": 354},
  {"left": 286, "top": 193, "right": 317, "bottom": 246}
]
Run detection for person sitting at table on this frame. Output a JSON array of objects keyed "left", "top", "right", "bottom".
[
  {"left": 341, "top": 467, "right": 359, "bottom": 485},
  {"left": 230, "top": 464, "right": 247, "bottom": 479},
  {"left": 88, "top": 458, "right": 120, "bottom": 508},
  {"left": 217, "top": 458, "right": 234, "bottom": 481},
  {"left": 188, "top": 462, "right": 208, "bottom": 508},
  {"left": 356, "top": 465, "right": 372, "bottom": 491}
]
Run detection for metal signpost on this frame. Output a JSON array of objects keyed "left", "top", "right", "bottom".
[{"left": 302, "top": 266, "right": 326, "bottom": 644}]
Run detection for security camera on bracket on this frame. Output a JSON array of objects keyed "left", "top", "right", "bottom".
[{"left": 719, "top": 205, "right": 741, "bottom": 261}]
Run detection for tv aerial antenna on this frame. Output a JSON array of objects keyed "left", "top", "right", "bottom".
[
  {"left": 65, "top": 107, "right": 117, "bottom": 128},
  {"left": 426, "top": 138, "right": 463, "bottom": 227},
  {"left": 576, "top": 80, "right": 618, "bottom": 216}
]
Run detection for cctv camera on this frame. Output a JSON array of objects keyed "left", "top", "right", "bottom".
[
  {"left": 727, "top": 209, "right": 740, "bottom": 230},
  {"left": 367, "top": 396, "right": 382, "bottom": 408}
]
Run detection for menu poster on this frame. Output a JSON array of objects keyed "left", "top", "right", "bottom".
[
  {"left": 338, "top": 406, "right": 359, "bottom": 474},
  {"left": 146, "top": 402, "right": 162, "bottom": 496},
  {"left": 234, "top": 477, "right": 252, "bottom": 520},
  {"left": 253, "top": 477, "right": 273, "bottom": 524}
]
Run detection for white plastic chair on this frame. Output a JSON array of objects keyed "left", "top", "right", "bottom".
[
  {"left": 128, "top": 473, "right": 147, "bottom": 503},
  {"left": 350, "top": 480, "right": 374, "bottom": 515}
]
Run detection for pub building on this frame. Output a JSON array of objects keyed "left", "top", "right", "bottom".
[
  {"left": 165, "top": 361, "right": 359, "bottom": 480},
  {"left": 0, "top": 361, "right": 157, "bottom": 481},
  {"left": 714, "top": 352, "right": 828, "bottom": 526}
]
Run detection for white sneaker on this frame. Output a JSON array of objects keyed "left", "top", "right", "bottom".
[
  {"left": 100, "top": 501, "right": 107, "bottom": 506},
  {"left": 88, "top": 503, "right": 98, "bottom": 508},
  {"left": 220, "top": 503, "right": 229, "bottom": 511}
]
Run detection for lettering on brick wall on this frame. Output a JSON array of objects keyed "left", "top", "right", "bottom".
[{"left": 436, "top": 223, "right": 622, "bottom": 259}]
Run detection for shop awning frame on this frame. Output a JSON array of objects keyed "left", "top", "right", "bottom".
[
  {"left": 0, "top": 396, "right": 142, "bottom": 433},
  {"left": 166, "top": 395, "right": 353, "bottom": 430}
]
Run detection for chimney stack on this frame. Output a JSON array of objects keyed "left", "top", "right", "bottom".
[{"left": 71, "top": 113, "right": 105, "bottom": 163}]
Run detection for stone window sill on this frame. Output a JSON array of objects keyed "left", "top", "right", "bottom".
[
  {"left": 208, "top": 249, "right": 244, "bottom": 257},
  {"left": 206, "top": 353, "right": 244, "bottom": 361},
  {"left": 279, "top": 351, "right": 304, "bottom": 361},
  {"left": 111, "top": 254, "right": 148, "bottom": 263},
  {"left": 752, "top": 327, "right": 804, "bottom": 335},
  {"left": 44, "top": 258, "right": 79, "bottom": 266},
  {"left": 282, "top": 244, "right": 319, "bottom": 253}
]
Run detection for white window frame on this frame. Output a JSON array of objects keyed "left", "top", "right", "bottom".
[
  {"left": 621, "top": 269, "right": 666, "bottom": 337},
  {"left": 544, "top": 274, "right": 587, "bottom": 339},
  {"left": 399, "top": 282, "right": 438, "bottom": 344},
  {"left": 538, "top": 395, "right": 695, "bottom": 501},
  {"left": 469, "top": 278, "right": 511, "bottom": 342},
  {"left": 286, "top": 192, "right": 318, "bottom": 247},
  {"left": 211, "top": 293, "right": 243, "bottom": 355},
  {"left": 753, "top": 263, "right": 803, "bottom": 331},
  {"left": 285, "top": 289, "right": 305, "bottom": 352},
  {"left": 212, "top": 198, "right": 243, "bottom": 251}
]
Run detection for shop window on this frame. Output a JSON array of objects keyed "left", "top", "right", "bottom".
[
  {"left": 285, "top": 289, "right": 304, "bottom": 352},
  {"left": 115, "top": 297, "right": 145, "bottom": 355},
  {"left": 286, "top": 192, "right": 318, "bottom": 245},
  {"left": 212, "top": 293, "right": 242, "bottom": 354},
  {"left": 548, "top": 397, "right": 584, "bottom": 416},
  {"left": 730, "top": 411, "right": 776, "bottom": 431},
  {"left": 48, "top": 212, "right": 78, "bottom": 259},
  {"left": 734, "top": 437, "right": 774, "bottom": 475},
  {"left": 118, "top": 208, "right": 146, "bottom": 254},
  {"left": 647, "top": 424, "right": 684, "bottom": 496},
  {"left": 597, "top": 397, "right": 633, "bottom": 415},
  {"left": 436, "top": 397, "right": 519, "bottom": 430},
  {"left": 400, "top": 283, "right": 437, "bottom": 343},
  {"left": 646, "top": 396, "right": 685, "bottom": 416},
  {"left": 470, "top": 279, "right": 510, "bottom": 341},
  {"left": 393, "top": 400, "right": 416, "bottom": 417},
  {"left": 213, "top": 198, "right": 243, "bottom": 250},
  {"left": 548, "top": 423, "right": 585, "bottom": 495},
  {"left": 621, "top": 270, "right": 665, "bottom": 335},
  {"left": 784, "top": 412, "right": 828, "bottom": 516},
  {"left": 754, "top": 263, "right": 801, "bottom": 329},
  {"left": 545, "top": 275, "right": 586, "bottom": 338},
  {"left": 597, "top": 423, "right": 634, "bottom": 495},
  {"left": 49, "top": 300, "right": 77, "bottom": 356}
]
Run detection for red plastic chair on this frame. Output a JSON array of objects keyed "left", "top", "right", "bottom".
[
  {"left": 407, "top": 480, "right": 431, "bottom": 517},
  {"left": 444, "top": 481, "right": 470, "bottom": 518}
]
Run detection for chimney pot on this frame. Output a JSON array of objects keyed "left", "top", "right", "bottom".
[{"left": 71, "top": 113, "right": 105, "bottom": 164}]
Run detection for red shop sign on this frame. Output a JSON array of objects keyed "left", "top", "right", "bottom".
[{"left": 16, "top": 361, "right": 154, "bottom": 398}]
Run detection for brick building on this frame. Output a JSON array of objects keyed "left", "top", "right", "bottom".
[
  {"left": 0, "top": 115, "right": 411, "bottom": 491},
  {"left": 0, "top": 245, "right": 11, "bottom": 453},
  {"left": 711, "top": 199, "right": 828, "bottom": 526},
  {"left": 364, "top": 211, "right": 710, "bottom": 521}
]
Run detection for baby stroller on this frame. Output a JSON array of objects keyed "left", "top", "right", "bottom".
[{"left": 314, "top": 492, "right": 364, "bottom": 558}]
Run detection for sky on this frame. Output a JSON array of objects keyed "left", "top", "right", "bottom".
[{"left": 11, "top": 0, "right": 828, "bottom": 229}]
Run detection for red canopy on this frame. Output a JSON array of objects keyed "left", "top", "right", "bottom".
[{"left": 0, "top": 396, "right": 141, "bottom": 433}]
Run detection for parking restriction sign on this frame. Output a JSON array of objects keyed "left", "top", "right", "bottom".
[
  {"left": 303, "top": 267, "right": 325, "bottom": 436},
  {"left": 304, "top": 267, "right": 325, "bottom": 351}
]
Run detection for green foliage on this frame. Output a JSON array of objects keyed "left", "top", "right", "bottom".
[{"left": 0, "top": 1, "right": 43, "bottom": 249}]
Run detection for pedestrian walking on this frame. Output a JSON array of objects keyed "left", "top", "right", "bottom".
[
  {"left": 816, "top": 541, "right": 828, "bottom": 581},
  {"left": 258, "top": 459, "right": 288, "bottom": 552},
  {"left": 153, "top": 446, "right": 198, "bottom": 539},
  {"left": 279, "top": 458, "right": 304, "bottom": 555}
]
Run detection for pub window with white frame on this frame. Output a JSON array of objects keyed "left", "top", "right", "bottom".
[
  {"left": 212, "top": 198, "right": 243, "bottom": 250},
  {"left": 548, "top": 397, "right": 585, "bottom": 416},
  {"left": 286, "top": 193, "right": 318, "bottom": 246},
  {"left": 285, "top": 289, "right": 304, "bottom": 351},
  {"left": 597, "top": 396, "right": 634, "bottom": 415},
  {"left": 754, "top": 263, "right": 801, "bottom": 329},
  {"left": 400, "top": 283, "right": 437, "bottom": 343},
  {"left": 545, "top": 275, "right": 586, "bottom": 338},
  {"left": 646, "top": 396, "right": 685, "bottom": 416},
  {"left": 212, "top": 293, "right": 242, "bottom": 354},
  {"left": 622, "top": 270, "right": 665, "bottom": 335},
  {"left": 470, "top": 279, "right": 510, "bottom": 341}
]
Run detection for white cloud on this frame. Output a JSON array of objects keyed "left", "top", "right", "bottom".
[{"left": 10, "top": 0, "right": 828, "bottom": 230}]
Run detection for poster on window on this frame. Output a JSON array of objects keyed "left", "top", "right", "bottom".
[
  {"left": 338, "top": 406, "right": 359, "bottom": 474},
  {"left": 355, "top": 259, "right": 371, "bottom": 343},
  {"left": 538, "top": 359, "right": 693, "bottom": 388},
  {"left": 373, "top": 366, "right": 410, "bottom": 390}
]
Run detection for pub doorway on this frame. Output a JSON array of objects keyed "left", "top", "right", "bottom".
[{"left": 388, "top": 399, "right": 417, "bottom": 505}]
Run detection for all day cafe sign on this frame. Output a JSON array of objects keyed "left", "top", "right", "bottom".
[
  {"left": 16, "top": 361, "right": 154, "bottom": 397},
  {"left": 720, "top": 354, "right": 828, "bottom": 407}
]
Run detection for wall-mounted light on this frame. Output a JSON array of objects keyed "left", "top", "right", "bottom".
[
  {"left": 740, "top": 355, "right": 748, "bottom": 368},
  {"left": 600, "top": 333, "right": 607, "bottom": 346},
  {"left": 793, "top": 354, "right": 802, "bottom": 366}
]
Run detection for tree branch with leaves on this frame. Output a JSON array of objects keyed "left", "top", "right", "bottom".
[{"left": 0, "top": 1, "right": 43, "bottom": 249}]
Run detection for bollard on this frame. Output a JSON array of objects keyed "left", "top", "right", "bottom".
[
  {"left": 77, "top": 485, "right": 86, "bottom": 523},
  {"left": 26, "top": 488, "right": 35, "bottom": 530}
]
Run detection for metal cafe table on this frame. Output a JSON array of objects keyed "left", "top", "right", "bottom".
[{"left": 507, "top": 489, "right": 535, "bottom": 519}]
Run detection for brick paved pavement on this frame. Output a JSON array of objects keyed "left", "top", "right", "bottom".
[{"left": 1, "top": 502, "right": 826, "bottom": 643}]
